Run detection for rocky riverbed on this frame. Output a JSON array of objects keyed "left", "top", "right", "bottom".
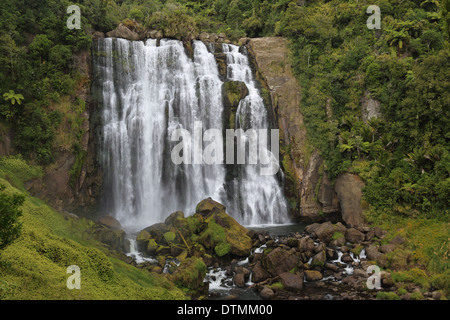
[{"left": 95, "top": 198, "right": 441, "bottom": 300}]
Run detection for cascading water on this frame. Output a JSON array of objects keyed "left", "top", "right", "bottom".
[
  {"left": 94, "top": 37, "right": 289, "bottom": 231},
  {"left": 221, "top": 44, "right": 288, "bottom": 226}
]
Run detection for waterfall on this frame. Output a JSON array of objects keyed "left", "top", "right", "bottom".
[{"left": 94, "top": 38, "right": 289, "bottom": 231}]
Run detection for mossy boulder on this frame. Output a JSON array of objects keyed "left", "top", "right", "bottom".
[
  {"left": 172, "top": 257, "right": 207, "bottom": 291},
  {"left": 195, "top": 197, "right": 226, "bottom": 216},
  {"left": 199, "top": 206, "right": 252, "bottom": 257},
  {"left": 90, "top": 225, "right": 128, "bottom": 252}
]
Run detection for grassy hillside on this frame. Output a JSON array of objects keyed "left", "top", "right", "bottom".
[{"left": 0, "top": 156, "right": 186, "bottom": 300}]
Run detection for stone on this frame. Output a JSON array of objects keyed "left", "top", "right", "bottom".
[
  {"left": 353, "top": 269, "right": 368, "bottom": 278},
  {"left": 91, "top": 225, "right": 128, "bottom": 252},
  {"left": 314, "top": 222, "right": 347, "bottom": 244},
  {"left": 334, "top": 173, "right": 366, "bottom": 227},
  {"left": 106, "top": 24, "right": 140, "bottom": 41},
  {"left": 198, "top": 32, "right": 210, "bottom": 41},
  {"left": 361, "top": 90, "right": 382, "bottom": 124},
  {"left": 297, "top": 236, "right": 315, "bottom": 252},
  {"left": 97, "top": 214, "right": 122, "bottom": 229},
  {"left": 311, "top": 251, "right": 326, "bottom": 267},
  {"left": 325, "top": 263, "right": 338, "bottom": 272},
  {"left": 365, "top": 245, "right": 382, "bottom": 261},
  {"left": 200, "top": 209, "right": 252, "bottom": 257},
  {"left": 330, "top": 236, "right": 346, "bottom": 248},
  {"left": 345, "top": 228, "right": 365, "bottom": 243},
  {"left": 341, "top": 253, "right": 354, "bottom": 264},
  {"left": 172, "top": 257, "right": 207, "bottom": 291},
  {"left": 390, "top": 235, "right": 406, "bottom": 245},
  {"left": 304, "top": 270, "right": 323, "bottom": 281},
  {"left": 279, "top": 272, "right": 303, "bottom": 291},
  {"left": 380, "top": 244, "right": 396, "bottom": 254},
  {"left": 366, "top": 227, "right": 387, "bottom": 241},
  {"left": 305, "top": 223, "right": 321, "bottom": 235},
  {"left": 252, "top": 261, "right": 270, "bottom": 283},
  {"left": 259, "top": 286, "right": 275, "bottom": 299},
  {"left": 262, "top": 247, "right": 299, "bottom": 276},
  {"left": 238, "top": 37, "right": 251, "bottom": 45},
  {"left": 233, "top": 273, "right": 246, "bottom": 288},
  {"left": 195, "top": 197, "right": 226, "bottom": 216},
  {"left": 164, "top": 211, "right": 185, "bottom": 226}
]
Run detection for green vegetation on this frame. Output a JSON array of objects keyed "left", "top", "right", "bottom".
[
  {"left": 0, "top": 0, "right": 448, "bottom": 300},
  {"left": 0, "top": 156, "right": 185, "bottom": 299}
]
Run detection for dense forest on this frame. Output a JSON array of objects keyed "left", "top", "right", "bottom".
[{"left": 0, "top": 0, "right": 449, "bottom": 300}]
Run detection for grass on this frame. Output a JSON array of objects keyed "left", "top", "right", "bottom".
[
  {"left": 0, "top": 156, "right": 186, "bottom": 300},
  {"left": 365, "top": 206, "right": 450, "bottom": 296}
]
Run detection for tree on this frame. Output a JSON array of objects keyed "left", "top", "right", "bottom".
[
  {"left": 0, "top": 185, "right": 25, "bottom": 251},
  {"left": 3, "top": 90, "right": 24, "bottom": 105}
]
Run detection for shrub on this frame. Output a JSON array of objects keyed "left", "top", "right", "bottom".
[{"left": 0, "top": 184, "right": 25, "bottom": 251}]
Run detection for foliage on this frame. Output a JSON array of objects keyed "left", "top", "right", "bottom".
[
  {"left": 0, "top": 173, "right": 185, "bottom": 299},
  {"left": 0, "top": 185, "right": 25, "bottom": 251}
]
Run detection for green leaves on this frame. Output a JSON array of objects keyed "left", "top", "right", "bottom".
[
  {"left": 3, "top": 89, "right": 24, "bottom": 105},
  {"left": 0, "top": 184, "right": 25, "bottom": 251}
]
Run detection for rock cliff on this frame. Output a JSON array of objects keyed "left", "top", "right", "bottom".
[{"left": 248, "top": 37, "right": 343, "bottom": 223}]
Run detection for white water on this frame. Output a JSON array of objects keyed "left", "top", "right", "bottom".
[
  {"left": 126, "top": 237, "right": 158, "bottom": 264},
  {"left": 95, "top": 38, "right": 289, "bottom": 231}
]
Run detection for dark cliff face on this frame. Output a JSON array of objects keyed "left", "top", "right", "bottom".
[
  {"left": 24, "top": 48, "right": 103, "bottom": 218},
  {"left": 247, "top": 37, "right": 340, "bottom": 223}
]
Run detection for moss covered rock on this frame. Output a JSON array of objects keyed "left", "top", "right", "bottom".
[
  {"left": 199, "top": 206, "right": 252, "bottom": 257},
  {"left": 172, "top": 257, "right": 207, "bottom": 291}
]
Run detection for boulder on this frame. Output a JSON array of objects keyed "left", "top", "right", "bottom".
[
  {"left": 334, "top": 173, "right": 366, "bottom": 227},
  {"left": 259, "top": 286, "right": 275, "bottom": 299},
  {"left": 198, "top": 200, "right": 252, "bottom": 257},
  {"left": 297, "top": 236, "right": 315, "bottom": 253},
  {"left": 313, "top": 222, "right": 347, "bottom": 244},
  {"left": 311, "top": 251, "right": 326, "bottom": 267},
  {"left": 380, "top": 244, "right": 396, "bottom": 254},
  {"left": 252, "top": 261, "right": 270, "bottom": 283},
  {"left": 172, "top": 257, "right": 207, "bottom": 291},
  {"left": 365, "top": 245, "right": 383, "bottom": 261},
  {"left": 238, "top": 37, "right": 251, "bottom": 46},
  {"left": 365, "top": 227, "right": 387, "bottom": 241},
  {"left": 279, "top": 272, "right": 303, "bottom": 291},
  {"left": 304, "top": 270, "right": 323, "bottom": 281},
  {"left": 345, "top": 228, "right": 365, "bottom": 244},
  {"left": 97, "top": 214, "right": 122, "bottom": 230},
  {"left": 106, "top": 24, "right": 140, "bottom": 41},
  {"left": 198, "top": 32, "right": 210, "bottom": 42},
  {"left": 195, "top": 197, "right": 226, "bottom": 216},
  {"left": 233, "top": 273, "right": 246, "bottom": 288},
  {"left": 262, "top": 247, "right": 299, "bottom": 277},
  {"left": 390, "top": 235, "right": 406, "bottom": 245},
  {"left": 305, "top": 223, "right": 321, "bottom": 235},
  {"left": 91, "top": 225, "right": 128, "bottom": 252}
]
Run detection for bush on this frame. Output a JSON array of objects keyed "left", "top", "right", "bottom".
[{"left": 0, "top": 184, "right": 25, "bottom": 251}]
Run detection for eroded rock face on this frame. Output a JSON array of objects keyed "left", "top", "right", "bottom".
[
  {"left": 335, "top": 173, "right": 366, "bottom": 227},
  {"left": 248, "top": 37, "right": 339, "bottom": 222}
]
